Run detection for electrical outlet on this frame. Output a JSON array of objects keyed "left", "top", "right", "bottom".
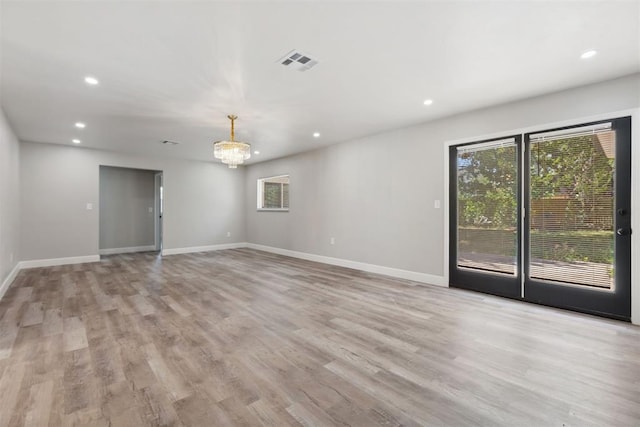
[
  {"left": 434, "top": 199, "right": 441, "bottom": 209},
  {"left": 330, "top": 237, "right": 335, "bottom": 245}
]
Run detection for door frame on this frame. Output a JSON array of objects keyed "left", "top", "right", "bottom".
[
  {"left": 154, "top": 172, "right": 163, "bottom": 252},
  {"left": 443, "top": 108, "right": 640, "bottom": 324}
]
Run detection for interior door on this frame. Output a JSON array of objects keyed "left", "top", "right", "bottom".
[
  {"left": 524, "top": 117, "right": 631, "bottom": 320},
  {"left": 449, "top": 117, "right": 632, "bottom": 321},
  {"left": 449, "top": 136, "right": 522, "bottom": 299}
]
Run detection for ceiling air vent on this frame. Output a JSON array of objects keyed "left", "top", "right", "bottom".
[
  {"left": 279, "top": 50, "right": 318, "bottom": 72},
  {"left": 161, "top": 140, "right": 180, "bottom": 145}
]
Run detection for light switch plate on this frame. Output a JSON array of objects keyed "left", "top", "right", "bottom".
[{"left": 86, "top": 203, "right": 93, "bottom": 210}]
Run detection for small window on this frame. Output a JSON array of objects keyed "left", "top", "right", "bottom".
[{"left": 257, "top": 175, "right": 289, "bottom": 211}]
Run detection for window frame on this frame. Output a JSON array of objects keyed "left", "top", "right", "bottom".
[{"left": 257, "top": 174, "right": 290, "bottom": 212}]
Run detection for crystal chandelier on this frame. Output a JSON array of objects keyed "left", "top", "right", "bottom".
[{"left": 213, "top": 115, "right": 251, "bottom": 168}]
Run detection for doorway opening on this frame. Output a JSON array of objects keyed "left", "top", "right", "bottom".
[{"left": 99, "top": 166, "right": 163, "bottom": 256}]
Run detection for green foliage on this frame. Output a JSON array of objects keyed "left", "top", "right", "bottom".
[
  {"left": 529, "top": 135, "right": 614, "bottom": 230},
  {"left": 529, "top": 230, "right": 613, "bottom": 264},
  {"left": 530, "top": 135, "right": 613, "bottom": 199},
  {"left": 456, "top": 136, "right": 615, "bottom": 264},
  {"left": 457, "top": 135, "right": 614, "bottom": 232},
  {"left": 457, "top": 146, "right": 517, "bottom": 228},
  {"left": 458, "top": 228, "right": 613, "bottom": 264}
]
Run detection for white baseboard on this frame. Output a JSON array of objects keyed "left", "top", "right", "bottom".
[
  {"left": 0, "top": 262, "right": 21, "bottom": 301},
  {"left": 19, "top": 255, "right": 100, "bottom": 269},
  {"left": 162, "top": 242, "right": 248, "bottom": 256},
  {"left": 246, "top": 243, "right": 447, "bottom": 287},
  {"left": 99, "top": 245, "right": 156, "bottom": 255}
]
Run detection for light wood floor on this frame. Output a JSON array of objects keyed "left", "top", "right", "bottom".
[{"left": 1, "top": 249, "right": 639, "bottom": 426}]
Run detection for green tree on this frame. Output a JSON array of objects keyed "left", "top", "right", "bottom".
[
  {"left": 530, "top": 135, "right": 614, "bottom": 230},
  {"left": 457, "top": 145, "right": 517, "bottom": 229}
]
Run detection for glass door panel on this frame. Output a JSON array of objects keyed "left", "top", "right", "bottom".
[
  {"left": 449, "top": 136, "right": 521, "bottom": 299},
  {"left": 457, "top": 140, "right": 518, "bottom": 274},
  {"left": 524, "top": 117, "right": 631, "bottom": 320},
  {"left": 528, "top": 124, "right": 615, "bottom": 289}
]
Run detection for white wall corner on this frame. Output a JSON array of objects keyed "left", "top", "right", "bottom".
[
  {"left": 0, "top": 263, "right": 22, "bottom": 301},
  {"left": 246, "top": 243, "right": 447, "bottom": 287},
  {"left": 162, "top": 242, "right": 248, "bottom": 256},
  {"left": 19, "top": 255, "right": 100, "bottom": 269}
]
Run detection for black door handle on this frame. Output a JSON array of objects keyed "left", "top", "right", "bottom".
[{"left": 617, "top": 228, "right": 632, "bottom": 236}]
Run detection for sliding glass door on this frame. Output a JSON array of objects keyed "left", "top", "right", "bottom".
[{"left": 449, "top": 117, "right": 631, "bottom": 320}]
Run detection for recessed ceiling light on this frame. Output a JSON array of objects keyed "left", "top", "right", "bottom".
[
  {"left": 423, "top": 99, "right": 434, "bottom": 106},
  {"left": 581, "top": 50, "right": 597, "bottom": 59},
  {"left": 75, "top": 122, "right": 86, "bottom": 128},
  {"left": 254, "top": 150, "right": 260, "bottom": 155},
  {"left": 84, "top": 76, "right": 99, "bottom": 85},
  {"left": 313, "top": 132, "right": 320, "bottom": 138},
  {"left": 72, "top": 139, "right": 81, "bottom": 144}
]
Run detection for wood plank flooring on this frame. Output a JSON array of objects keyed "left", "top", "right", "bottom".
[{"left": 0, "top": 248, "right": 639, "bottom": 426}]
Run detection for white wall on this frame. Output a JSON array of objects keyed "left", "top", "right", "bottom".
[
  {"left": 245, "top": 73, "right": 640, "bottom": 318},
  {"left": 99, "top": 166, "right": 157, "bottom": 252},
  {"left": 246, "top": 133, "right": 444, "bottom": 275},
  {"left": 20, "top": 142, "right": 245, "bottom": 261},
  {"left": 0, "top": 108, "right": 20, "bottom": 292}
]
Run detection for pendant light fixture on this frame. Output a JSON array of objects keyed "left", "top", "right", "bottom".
[{"left": 213, "top": 115, "right": 251, "bottom": 168}]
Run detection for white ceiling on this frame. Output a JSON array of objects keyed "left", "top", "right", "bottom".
[{"left": 1, "top": 1, "right": 639, "bottom": 164}]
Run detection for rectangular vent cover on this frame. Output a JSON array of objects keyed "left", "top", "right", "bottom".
[{"left": 279, "top": 50, "right": 318, "bottom": 72}]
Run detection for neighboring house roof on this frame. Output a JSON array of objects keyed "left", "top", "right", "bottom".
[{"left": 596, "top": 132, "right": 615, "bottom": 159}]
